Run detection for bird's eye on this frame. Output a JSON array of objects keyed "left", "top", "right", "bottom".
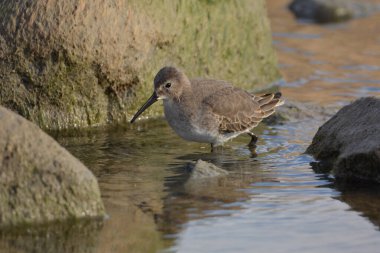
[{"left": 165, "top": 82, "right": 171, "bottom": 88}]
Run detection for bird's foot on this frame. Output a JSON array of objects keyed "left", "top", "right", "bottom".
[
  {"left": 247, "top": 133, "right": 258, "bottom": 149},
  {"left": 247, "top": 132, "right": 258, "bottom": 157},
  {"left": 249, "top": 148, "right": 258, "bottom": 158},
  {"left": 210, "top": 143, "right": 224, "bottom": 153}
]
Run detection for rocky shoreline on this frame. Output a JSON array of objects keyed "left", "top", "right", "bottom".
[{"left": 0, "top": 0, "right": 379, "bottom": 234}]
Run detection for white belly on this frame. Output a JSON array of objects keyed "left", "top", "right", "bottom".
[{"left": 163, "top": 101, "right": 218, "bottom": 144}]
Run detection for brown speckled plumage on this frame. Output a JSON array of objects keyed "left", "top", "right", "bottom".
[{"left": 130, "top": 66, "right": 284, "bottom": 150}]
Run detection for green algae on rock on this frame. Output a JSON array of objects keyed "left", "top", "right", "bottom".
[
  {"left": 0, "top": 0, "right": 280, "bottom": 129},
  {"left": 0, "top": 106, "right": 105, "bottom": 228}
]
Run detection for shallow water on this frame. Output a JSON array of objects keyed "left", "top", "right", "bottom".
[
  {"left": 21, "top": 116, "right": 378, "bottom": 253},
  {"left": 268, "top": 0, "right": 380, "bottom": 105},
  {"left": 4, "top": 117, "right": 380, "bottom": 252},
  {"left": 2, "top": 1, "right": 380, "bottom": 252}
]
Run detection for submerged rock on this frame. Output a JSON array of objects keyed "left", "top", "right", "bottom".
[
  {"left": 0, "top": 0, "right": 280, "bottom": 129},
  {"left": 186, "top": 159, "right": 229, "bottom": 180},
  {"left": 183, "top": 160, "right": 252, "bottom": 201},
  {"left": 289, "top": 0, "right": 380, "bottom": 23},
  {"left": 0, "top": 106, "right": 105, "bottom": 228},
  {"left": 306, "top": 97, "right": 380, "bottom": 183},
  {"left": 264, "top": 99, "right": 338, "bottom": 125}
]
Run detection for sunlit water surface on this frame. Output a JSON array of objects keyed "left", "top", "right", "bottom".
[{"left": 52, "top": 116, "right": 379, "bottom": 253}]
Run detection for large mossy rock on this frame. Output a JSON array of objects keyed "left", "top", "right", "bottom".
[
  {"left": 0, "top": 0, "right": 280, "bottom": 130},
  {"left": 0, "top": 106, "right": 105, "bottom": 228},
  {"left": 306, "top": 97, "right": 380, "bottom": 183}
]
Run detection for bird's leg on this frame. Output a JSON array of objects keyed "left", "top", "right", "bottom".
[
  {"left": 210, "top": 143, "right": 223, "bottom": 153},
  {"left": 247, "top": 132, "right": 258, "bottom": 149}
]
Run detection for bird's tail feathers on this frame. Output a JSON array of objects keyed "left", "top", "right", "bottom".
[{"left": 255, "top": 92, "right": 284, "bottom": 118}]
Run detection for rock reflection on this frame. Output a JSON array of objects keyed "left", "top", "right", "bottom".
[
  {"left": 94, "top": 202, "right": 164, "bottom": 253},
  {"left": 0, "top": 219, "right": 103, "bottom": 253},
  {"left": 157, "top": 153, "right": 276, "bottom": 240},
  {"left": 311, "top": 169, "right": 380, "bottom": 229},
  {"left": 333, "top": 182, "right": 380, "bottom": 229},
  {"left": 50, "top": 126, "right": 170, "bottom": 253}
]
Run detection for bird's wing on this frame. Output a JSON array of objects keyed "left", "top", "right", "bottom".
[{"left": 202, "top": 88, "right": 282, "bottom": 133}]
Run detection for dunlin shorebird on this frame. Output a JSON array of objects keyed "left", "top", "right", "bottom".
[{"left": 130, "top": 66, "right": 284, "bottom": 151}]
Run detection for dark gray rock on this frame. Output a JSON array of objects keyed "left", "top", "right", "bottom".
[
  {"left": 289, "top": 0, "right": 380, "bottom": 23},
  {"left": 0, "top": 106, "right": 105, "bottom": 228},
  {"left": 306, "top": 97, "right": 380, "bottom": 183}
]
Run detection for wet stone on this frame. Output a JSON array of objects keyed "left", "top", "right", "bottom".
[
  {"left": 186, "top": 159, "right": 229, "bottom": 179},
  {"left": 289, "top": 0, "right": 380, "bottom": 23},
  {"left": 264, "top": 99, "right": 338, "bottom": 125},
  {"left": 306, "top": 97, "right": 380, "bottom": 183},
  {"left": 0, "top": 106, "right": 105, "bottom": 228}
]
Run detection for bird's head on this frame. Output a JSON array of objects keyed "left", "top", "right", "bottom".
[
  {"left": 130, "top": 66, "right": 190, "bottom": 123},
  {"left": 153, "top": 66, "right": 190, "bottom": 101}
]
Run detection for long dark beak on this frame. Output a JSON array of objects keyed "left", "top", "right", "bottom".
[{"left": 130, "top": 92, "right": 158, "bottom": 123}]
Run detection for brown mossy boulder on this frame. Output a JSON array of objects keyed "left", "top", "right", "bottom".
[
  {"left": 0, "top": 106, "right": 105, "bottom": 228},
  {"left": 306, "top": 97, "right": 380, "bottom": 183},
  {"left": 0, "top": 0, "right": 280, "bottom": 130}
]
